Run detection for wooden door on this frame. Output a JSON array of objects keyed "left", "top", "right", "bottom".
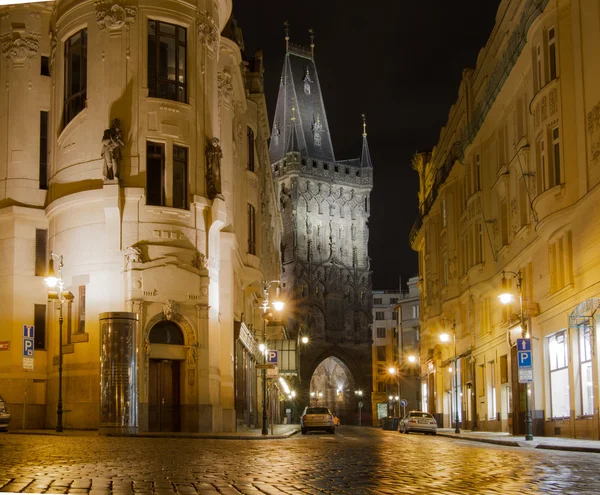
[{"left": 148, "top": 359, "right": 180, "bottom": 432}]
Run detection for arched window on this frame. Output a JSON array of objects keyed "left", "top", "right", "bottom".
[{"left": 149, "top": 320, "right": 184, "bottom": 345}]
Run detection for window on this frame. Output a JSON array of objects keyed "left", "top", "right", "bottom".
[
  {"left": 500, "top": 198, "right": 509, "bottom": 247},
  {"left": 34, "top": 304, "right": 46, "bottom": 350},
  {"left": 518, "top": 176, "right": 528, "bottom": 228},
  {"left": 550, "top": 127, "right": 561, "bottom": 188},
  {"left": 376, "top": 328, "right": 386, "bottom": 339},
  {"left": 374, "top": 298, "right": 383, "bottom": 305},
  {"left": 148, "top": 20, "right": 187, "bottom": 103},
  {"left": 247, "top": 127, "right": 255, "bottom": 172},
  {"left": 64, "top": 29, "right": 87, "bottom": 126},
  {"left": 77, "top": 285, "right": 86, "bottom": 333},
  {"left": 146, "top": 142, "right": 165, "bottom": 206},
  {"left": 443, "top": 252, "right": 449, "bottom": 286},
  {"left": 478, "top": 364, "right": 485, "bottom": 397},
  {"left": 392, "top": 311, "right": 398, "bottom": 321},
  {"left": 35, "top": 229, "right": 47, "bottom": 277},
  {"left": 41, "top": 55, "right": 50, "bottom": 76},
  {"left": 475, "top": 153, "right": 481, "bottom": 192},
  {"left": 247, "top": 204, "right": 256, "bottom": 255},
  {"left": 548, "top": 330, "right": 569, "bottom": 418},
  {"left": 500, "top": 354, "right": 508, "bottom": 384},
  {"left": 536, "top": 44, "right": 543, "bottom": 90},
  {"left": 489, "top": 361, "right": 497, "bottom": 420},
  {"left": 39, "top": 111, "right": 48, "bottom": 190},
  {"left": 549, "top": 231, "right": 573, "bottom": 292},
  {"left": 536, "top": 136, "right": 547, "bottom": 193},
  {"left": 172, "top": 145, "right": 188, "bottom": 209},
  {"left": 412, "top": 305, "right": 419, "bottom": 319},
  {"left": 477, "top": 222, "right": 483, "bottom": 264},
  {"left": 548, "top": 27, "right": 557, "bottom": 81},
  {"left": 579, "top": 325, "right": 593, "bottom": 416},
  {"left": 390, "top": 298, "right": 398, "bottom": 304},
  {"left": 375, "top": 311, "right": 385, "bottom": 320},
  {"left": 376, "top": 346, "right": 386, "bottom": 361}
]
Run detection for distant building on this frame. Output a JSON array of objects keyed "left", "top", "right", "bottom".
[
  {"left": 269, "top": 28, "right": 374, "bottom": 426},
  {"left": 411, "top": 0, "right": 600, "bottom": 438}
]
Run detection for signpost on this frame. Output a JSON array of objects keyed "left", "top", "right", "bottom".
[
  {"left": 517, "top": 338, "right": 532, "bottom": 383},
  {"left": 22, "top": 325, "right": 34, "bottom": 370},
  {"left": 400, "top": 398, "right": 408, "bottom": 418}
]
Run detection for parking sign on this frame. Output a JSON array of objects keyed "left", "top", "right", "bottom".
[
  {"left": 267, "top": 350, "right": 278, "bottom": 364},
  {"left": 23, "top": 324, "right": 34, "bottom": 370}
]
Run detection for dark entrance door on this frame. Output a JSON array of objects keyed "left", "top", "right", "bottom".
[{"left": 149, "top": 359, "right": 181, "bottom": 432}]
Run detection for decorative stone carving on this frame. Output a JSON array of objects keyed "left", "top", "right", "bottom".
[
  {"left": 192, "top": 251, "right": 206, "bottom": 269},
  {"left": 101, "top": 118, "right": 124, "bottom": 181},
  {"left": 217, "top": 70, "right": 233, "bottom": 104},
  {"left": 303, "top": 66, "right": 313, "bottom": 95},
  {"left": 163, "top": 300, "right": 179, "bottom": 321},
  {"left": 49, "top": 31, "right": 57, "bottom": 74},
  {"left": 312, "top": 114, "right": 323, "bottom": 147},
  {"left": 272, "top": 120, "right": 280, "bottom": 146},
  {"left": 1, "top": 31, "right": 39, "bottom": 61},
  {"left": 206, "top": 137, "right": 224, "bottom": 200},
  {"left": 125, "top": 246, "right": 143, "bottom": 265},
  {"left": 95, "top": 2, "right": 137, "bottom": 31},
  {"left": 587, "top": 101, "right": 600, "bottom": 166},
  {"left": 197, "top": 11, "right": 219, "bottom": 53}
]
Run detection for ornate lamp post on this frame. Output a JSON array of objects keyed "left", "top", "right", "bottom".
[
  {"left": 440, "top": 319, "right": 460, "bottom": 434},
  {"left": 45, "top": 252, "right": 74, "bottom": 433},
  {"left": 355, "top": 390, "right": 363, "bottom": 425},
  {"left": 499, "top": 270, "right": 533, "bottom": 441},
  {"left": 260, "top": 280, "right": 284, "bottom": 435},
  {"left": 388, "top": 366, "right": 401, "bottom": 417}
]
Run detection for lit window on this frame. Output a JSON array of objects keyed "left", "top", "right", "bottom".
[
  {"left": 548, "top": 330, "right": 569, "bottom": 418},
  {"left": 579, "top": 325, "right": 593, "bottom": 416}
]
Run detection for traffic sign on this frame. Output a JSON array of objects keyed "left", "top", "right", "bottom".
[
  {"left": 0, "top": 341, "right": 9, "bottom": 351},
  {"left": 267, "top": 350, "right": 278, "bottom": 364},
  {"left": 517, "top": 338, "right": 531, "bottom": 351},
  {"left": 518, "top": 369, "right": 533, "bottom": 383},
  {"left": 400, "top": 399, "right": 407, "bottom": 407},
  {"left": 518, "top": 351, "right": 532, "bottom": 368},
  {"left": 23, "top": 324, "right": 34, "bottom": 371}
]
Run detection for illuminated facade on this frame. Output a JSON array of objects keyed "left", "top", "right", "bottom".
[
  {"left": 0, "top": 1, "right": 282, "bottom": 432},
  {"left": 411, "top": 0, "right": 600, "bottom": 438}
]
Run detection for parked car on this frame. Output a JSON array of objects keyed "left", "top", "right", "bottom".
[
  {"left": 0, "top": 395, "right": 10, "bottom": 431},
  {"left": 399, "top": 410, "right": 437, "bottom": 435},
  {"left": 301, "top": 406, "right": 336, "bottom": 434}
]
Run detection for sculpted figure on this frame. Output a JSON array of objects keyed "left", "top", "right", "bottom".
[
  {"left": 205, "top": 137, "right": 224, "bottom": 200},
  {"left": 101, "top": 119, "right": 125, "bottom": 181}
]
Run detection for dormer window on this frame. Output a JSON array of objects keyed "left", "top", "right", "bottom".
[
  {"left": 324, "top": 163, "right": 328, "bottom": 170},
  {"left": 334, "top": 166, "right": 339, "bottom": 173}
]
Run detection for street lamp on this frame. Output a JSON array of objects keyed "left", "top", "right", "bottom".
[
  {"left": 260, "top": 280, "right": 284, "bottom": 435},
  {"left": 355, "top": 390, "right": 363, "bottom": 425},
  {"left": 45, "top": 252, "right": 74, "bottom": 433},
  {"left": 440, "top": 319, "right": 460, "bottom": 434},
  {"left": 499, "top": 270, "right": 533, "bottom": 441},
  {"left": 388, "top": 367, "right": 401, "bottom": 417}
]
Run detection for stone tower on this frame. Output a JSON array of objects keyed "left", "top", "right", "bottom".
[{"left": 269, "top": 29, "right": 373, "bottom": 423}]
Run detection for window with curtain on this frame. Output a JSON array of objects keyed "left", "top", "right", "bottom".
[
  {"left": 548, "top": 330, "right": 569, "bottom": 417},
  {"left": 148, "top": 20, "right": 187, "bottom": 103},
  {"left": 64, "top": 29, "right": 87, "bottom": 126}
]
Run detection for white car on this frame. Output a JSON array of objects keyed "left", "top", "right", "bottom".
[
  {"left": 301, "top": 406, "right": 336, "bottom": 434},
  {"left": 399, "top": 410, "right": 437, "bottom": 435}
]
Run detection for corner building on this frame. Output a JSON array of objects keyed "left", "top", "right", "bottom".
[
  {"left": 0, "top": 0, "right": 282, "bottom": 433},
  {"left": 412, "top": 0, "right": 600, "bottom": 438},
  {"left": 269, "top": 35, "right": 374, "bottom": 425}
]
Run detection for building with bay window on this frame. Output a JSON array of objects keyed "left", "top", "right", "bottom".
[
  {"left": 0, "top": 0, "right": 282, "bottom": 433},
  {"left": 411, "top": 0, "right": 600, "bottom": 438}
]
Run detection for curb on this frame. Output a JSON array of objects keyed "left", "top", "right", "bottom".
[
  {"left": 437, "top": 433, "right": 520, "bottom": 448},
  {"left": 8, "top": 429, "right": 300, "bottom": 440}
]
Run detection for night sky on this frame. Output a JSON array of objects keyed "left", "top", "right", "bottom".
[{"left": 233, "top": 1, "right": 500, "bottom": 290}]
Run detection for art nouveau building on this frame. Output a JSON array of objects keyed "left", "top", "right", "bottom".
[
  {"left": 411, "top": 0, "right": 600, "bottom": 438},
  {"left": 0, "top": 0, "right": 282, "bottom": 433}
]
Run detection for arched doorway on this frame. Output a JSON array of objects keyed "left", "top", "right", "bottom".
[
  {"left": 308, "top": 357, "right": 357, "bottom": 425},
  {"left": 148, "top": 320, "right": 184, "bottom": 432}
]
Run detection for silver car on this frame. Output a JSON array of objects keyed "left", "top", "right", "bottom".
[
  {"left": 399, "top": 410, "right": 437, "bottom": 435},
  {"left": 0, "top": 395, "right": 10, "bottom": 432},
  {"left": 301, "top": 406, "right": 335, "bottom": 434}
]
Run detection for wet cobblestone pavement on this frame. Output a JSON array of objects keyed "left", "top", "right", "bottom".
[{"left": 1, "top": 427, "right": 600, "bottom": 494}]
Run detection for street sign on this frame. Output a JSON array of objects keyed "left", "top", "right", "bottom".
[
  {"left": 518, "top": 351, "right": 532, "bottom": 368},
  {"left": 517, "top": 338, "right": 531, "bottom": 351},
  {"left": 400, "top": 399, "right": 407, "bottom": 407},
  {"left": 518, "top": 368, "right": 533, "bottom": 383},
  {"left": 256, "top": 363, "right": 275, "bottom": 369},
  {"left": 267, "top": 350, "right": 278, "bottom": 364},
  {"left": 266, "top": 366, "right": 278, "bottom": 378},
  {"left": 23, "top": 324, "right": 34, "bottom": 371},
  {"left": 0, "top": 341, "right": 9, "bottom": 350}
]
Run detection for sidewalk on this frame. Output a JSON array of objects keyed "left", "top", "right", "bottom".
[
  {"left": 8, "top": 424, "right": 300, "bottom": 440},
  {"left": 436, "top": 428, "right": 600, "bottom": 453}
]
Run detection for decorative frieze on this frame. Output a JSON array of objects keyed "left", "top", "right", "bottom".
[
  {"left": 197, "top": 11, "right": 219, "bottom": 53},
  {"left": 217, "top": 69, "right": 233, "bottom": 104},
  {"left": 95, "top": 1, "right": 137, "bottom": 31},
  {"left": 1, "top": 31, "right": 39, "bottom": 61}
]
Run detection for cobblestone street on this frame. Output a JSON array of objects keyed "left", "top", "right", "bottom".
[{"left": 1, "top": 427, "right": 600, "bottom": 494}]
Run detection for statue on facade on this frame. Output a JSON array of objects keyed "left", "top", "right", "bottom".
[
  {"left": 205, "top": 137, "right": 223, "bottom": 200},
  {"left": 101, "top": 119, "right": 124, "bottom": 181}
]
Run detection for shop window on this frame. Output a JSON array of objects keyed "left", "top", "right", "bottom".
[{"left": 548, "top": 330, "right": 570, "bottom": 418}]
